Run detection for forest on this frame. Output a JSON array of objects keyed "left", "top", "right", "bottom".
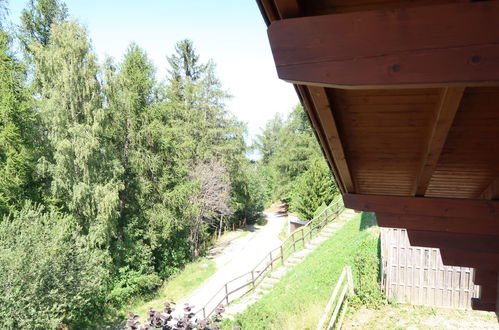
[{"left": 0, "top": 0, "right": 337, "bottom": 328}]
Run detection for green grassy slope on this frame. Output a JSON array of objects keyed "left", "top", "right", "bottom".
[{"left": 223, "top": 212, "right": 379, "bottom": 330}]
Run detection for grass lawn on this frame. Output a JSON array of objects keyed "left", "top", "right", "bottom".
[{"left": 222, "top": 212, "right": 379, "bottom": 329}]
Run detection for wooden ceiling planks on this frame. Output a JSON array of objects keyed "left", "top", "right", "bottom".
[
  {"left": 329, "top": 88, "right": 436, "bottom": 196},
  {"left": 425, "top": 87, "right": 499, "bottom": 199}
]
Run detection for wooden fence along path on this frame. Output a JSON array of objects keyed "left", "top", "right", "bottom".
[
  {"left": 196, "top": 201, "right": 345, "bottom": 319},
  {"left": 381, "top": 228, "right": 479, "bottom": 309},
  {"left": 316, "top": 266, "right": 353, "bottom": 330}
]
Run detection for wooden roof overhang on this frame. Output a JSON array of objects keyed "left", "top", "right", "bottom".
[{"left": 257, "top": 0, "right": 499, "bottom": 312}]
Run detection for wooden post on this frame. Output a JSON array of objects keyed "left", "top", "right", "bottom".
[
  {"left": 232, "top": 223, "right": 235, "bottom": 231},
  {"left": 292, "top": 232, "right": 296, "bottom": 252},
  {"left": 225, "top": 284, "right": 229, "bottom": 305},
  {"left": 280, "top": 246, "right": 284, "bottom": 265},
  {"left": 302, "top": 228, "right": 305, "bottom": 244},
  {"left": 270, "top": 252, "right": 274, "bottom": 271},
  {"left": 251, "top": 270, "right": 255, "bottom": 289},
  {"left": 202, "top": 307, "right": 206, "bottom": 319},
  {"left": 346, "top": 266, "right": 354, "bottom": 295}
]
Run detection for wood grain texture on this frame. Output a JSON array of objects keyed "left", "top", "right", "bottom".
[
  {"left": 309, "top": 86, "right": 355, "bottom": 192},
  {"left": 376, "top": 213, "right": 499, "bottom": 236},
  {"left": 268, "top": 2, "right": 499, "bottom": 88},
  {"left": 414, "top": 87, "right": 464, "bottom": 196},
  {"left": 407, "top": 230, "right": 499, "bottom": 254},
  {"left": 343, "top": 194, "right": 499, "bottom": 220},
  {"left": 274, "top": 0, "right": 301, "bottom": 18}
]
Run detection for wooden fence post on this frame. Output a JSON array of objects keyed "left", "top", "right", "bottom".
[
  {"left": 225, "top": 284, "right": 229, "bottom": 305},
  {"left": 346, "top": 266, "right": 354, "bottom": 295},
  {"left": 270, "top": 252, "right": 274, "bottom": 271},
  {"left": 251, "top": 270, "right": 255, "bottom": 288},
  {"left": 280, "top": 245, "right": 284, "bottom": 265}
]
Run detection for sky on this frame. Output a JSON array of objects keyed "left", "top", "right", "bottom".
[{"left": 6, "top": 0, "right": 299, "bottom": 147}]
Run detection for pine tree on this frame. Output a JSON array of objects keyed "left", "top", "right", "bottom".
[
  {"left": 20, "top": 0, "right": 68, "bottom": 52},
  {"left": 0, "top": 29, "right": 40, "bottom": 217},
  {"left": 290, "top": 157, "right": 337, "bottom": 220},
  {"left": 33, "top": 21, "right": 122, "bottom": 247}
]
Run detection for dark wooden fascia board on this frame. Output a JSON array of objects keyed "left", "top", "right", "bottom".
[
  {"left": 413, "top": 87, "right": 465, "bottom": 196},
  {"left": 376, "top": 213, "right": 499, "bottom": 236},
  {"left": 406, "top": 230, "right": 499, "bottom": 254},
  {"left": 268, "top": 1, "right": 499, "bottom": 88},
  {"left": 343, "top": 194, "right": 499, "bottom": 220},
  {"left": 308, "top": 86, "right": 355, "bottom": 192}
]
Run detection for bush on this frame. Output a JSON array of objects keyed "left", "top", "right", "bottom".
[
  {"left": 351, "top": 238, "right": 385, "bottom": 309},
  {"left": 107, "top": 268, "right": 162, "bottom": 306},
  {"left": 0, "top": 203, "right": 109, "bottom": 329}
]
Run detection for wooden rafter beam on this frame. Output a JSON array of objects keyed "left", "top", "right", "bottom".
[
  {"left": 308, "top": 86, "right": 355, "bottom": 192},
  {"left": 297, "top": 85, "right": 347, "bottom": 195},
  {"left": 273, "top": 0, "right": 301, "bottom": 19},
  {"left": 481, "top": 177, "right": 499, "bottom": 200},
  {"left": 268, "top": 2, "right": 499, "bottom": 88},
  {"left": 413, "top": 87, "right": 464, "bottom": 196}
]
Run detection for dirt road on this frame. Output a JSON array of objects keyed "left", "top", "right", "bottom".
[{"left": 179, "top": 212, "right": 285, "bottom": 317}]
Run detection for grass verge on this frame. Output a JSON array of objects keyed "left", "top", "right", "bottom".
[{"left": 222, "top": 212, "right": 379, "bottom": 329}]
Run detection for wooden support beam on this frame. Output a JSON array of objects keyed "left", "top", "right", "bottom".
[
  {"left": 268, "top": 2, "right": 499, "bottom": 88},
  {"left": 343, "top": 194, "right": 499, "bottom": 220},
  {"left": 274, "top": 0, "right": 301, "bottom": 19},
  {"left": 406, "top": 230, "right": 499, "bottom": 254},
  {"left": 296, "top": 85, "right": 347, "bottom": 195},
  {"left": 481, "top": 177, "right": 499, "bottom": 200},
  {"left": 308, "top": 86, "right": 355, "bottom": 192},
  {"left": 376, "top": 213, "right": 499, "bottom": 236},
  {"left": 413, "top": 87, "right": 464, "bottom": 196}
]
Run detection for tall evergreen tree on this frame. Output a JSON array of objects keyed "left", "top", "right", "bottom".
[
  {"left": 0, "top": 29, "right": 40, "bottom": 217},
  {"left": 33, "top": 21, "right": 122, "bottom": 247},
  {"left": 19, "top": 0, "right": 68, "bottom": 51}
]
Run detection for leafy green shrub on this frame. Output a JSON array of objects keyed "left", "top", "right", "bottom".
[
  {"left": 351, "top": 238, "right": 385, "bottom": 309},
  {"left": 107, "top": 268, "right": 162, "bottom": 306},
  {"left": 0, "top": 203, "right": 109, "bottom": 329}
]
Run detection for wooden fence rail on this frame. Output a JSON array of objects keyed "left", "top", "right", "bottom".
[
  {"left": 316, "top": 266, "right": 354, "bottom": 330},
  {"left": 197, "top": 200, "right": 345, "bottom": 319}
]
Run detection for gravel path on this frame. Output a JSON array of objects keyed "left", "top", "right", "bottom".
[{"left": 178, "top": 212, "right": 285, "bottom": 317}]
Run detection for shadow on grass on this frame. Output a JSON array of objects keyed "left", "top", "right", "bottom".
[{"left": 359, "top": 211, "right": 377, "bottom": 231}]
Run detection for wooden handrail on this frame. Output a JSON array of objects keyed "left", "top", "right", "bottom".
[
  {"left": 196, "top": 200, "right": 345, "bottom": 319},
  {"left": 316, "top": 266, "right": 354, "bottom": 330}
]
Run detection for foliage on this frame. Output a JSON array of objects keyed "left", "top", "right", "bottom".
[
  {"left": 255, "top": 104, "right": 336, "bottom": 207},
  {"left": 224, "top": 212, "right": 381, "bottom": 329},
  {"left": 0, "top": 29, "right": 41, "bottom": 217},
  {"left": 0, "top": 203, "right": 109, "bottom": 329},
  {"left": 0, "top": 2, "right": 266, "bottom": 327},
  {"left": 126, "top": 303, "right": 224, "bottom": 330},
  {"left": 19, "top": 0, "right": 68, "bottom": 51},
  {"left": 350, "top": 214, "right": 386, "bottom": 309},
  {"left": 290, "top": 157, "right": 337, "bottom": 220}
]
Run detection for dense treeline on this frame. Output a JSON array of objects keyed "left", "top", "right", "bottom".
[
  {"left": 0, "top": 0, "right": 265, "bottom": 327},
  {"left": 256, "top": 105, "right": 338, "bottom": 219}
]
